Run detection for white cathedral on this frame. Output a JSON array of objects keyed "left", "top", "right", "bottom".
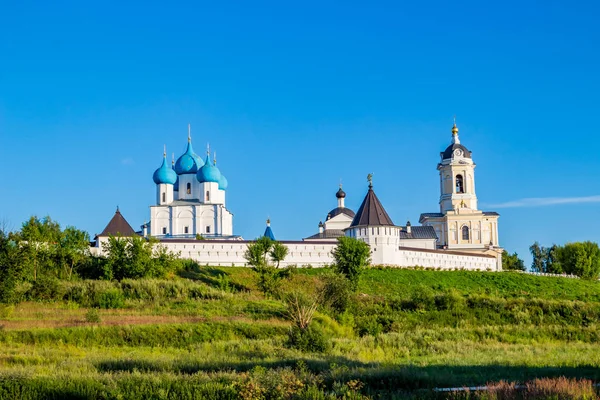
[{"left": 93, "top": 122, "right": 503, "bottom": 271}]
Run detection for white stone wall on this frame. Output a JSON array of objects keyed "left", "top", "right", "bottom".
[
  {"left": 346, "top": 226, "right": 437, "bottom": 265},
  {"left": 92, "top": 239, "right": 497, "bottom": 271}
]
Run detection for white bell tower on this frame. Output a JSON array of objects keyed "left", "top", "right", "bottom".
[
  {"left": 438, "top": 121, "right": 478, "bottom": 213},
  {"left": 420, "top": 119, "right": 502, "bottom": 270}
]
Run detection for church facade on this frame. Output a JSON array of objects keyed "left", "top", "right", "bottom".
[{"left": 92, "top": 122, "right": 502, "bottom": 271}]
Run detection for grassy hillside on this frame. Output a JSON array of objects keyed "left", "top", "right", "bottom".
[{"left": 0, "top": 267, "right": 599, "bottom": 399}]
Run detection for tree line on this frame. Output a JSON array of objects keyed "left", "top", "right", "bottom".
[
  {"left": 0, "top": 216, "right": 180, "bottom": 303},
  {"left": 502, "top": 241, "right": 600, "bottom": 279}
]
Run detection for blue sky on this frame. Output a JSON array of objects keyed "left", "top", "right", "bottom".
[{"left": 1, "top": 0, "right": 600, "bottom": 266}]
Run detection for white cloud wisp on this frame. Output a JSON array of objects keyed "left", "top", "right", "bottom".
[{"left": 485, "top": 195, "right": 600, "bottom": 209}]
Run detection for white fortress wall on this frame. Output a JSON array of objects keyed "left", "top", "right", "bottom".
[{"left": 92, "top": 239, "right": 497, "bottom": 270}]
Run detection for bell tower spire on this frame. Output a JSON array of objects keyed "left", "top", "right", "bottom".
[
  {"left": 436, "top": 119, "right": 478, "bottom": 212},
  {"left": 451, "top": 116, "right": 460, "bottom": 144}
]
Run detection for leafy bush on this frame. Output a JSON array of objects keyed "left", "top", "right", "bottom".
[
  {"left": 286, "top": 325, "right": 329, "bottom": 352},
  {"left": 95, "top": 288, "right": 124, "bottom": 309},
  {"left": 321, "top": 272, "right": 353, "bottom": 314},
  {"left": 435, "top": 289, "right": 466, "bottom": 311},
  {"left": 85, "top": 308, "right": 101, "bottom": 323},
  {"left": 28, "top": 277, "right": 64, "bottom": 301},
  {"left": 405, "top": 286, "right": 436, "bottom": 311}
]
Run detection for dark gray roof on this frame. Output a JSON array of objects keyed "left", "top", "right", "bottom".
[
  {"left": 326, "top": 207, "right": 355, "bottom": 220},
  {"left": 304, "top": 229, "right": 345, "bottom": 240},
  {"left": 400, "top": 226, "right": 437, "bottom": 240},
  {"left": 336, "top": 188, "right": 346, "bottom": 198},
  {"left": 441, "top": 143, "right": 472, "bottom": 160},
  {"left": 420, "top": 212, "right": 444, "bottom": 219},
  {"left": 98, "top": 208, "right": 137, "bottom": 237},
  {"left": 350, "top": 185, "right": 394, "bottom": 227},
  {"left": 483, "top": 211, "right": 500, "bottom": 216}
]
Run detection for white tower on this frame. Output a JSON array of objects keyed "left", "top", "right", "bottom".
[
  {"left": 438, "top": 121, "right": 478, "bottom": 212},
  {"left": 420, "top": 120, "right": 502, "bottom": 269}
]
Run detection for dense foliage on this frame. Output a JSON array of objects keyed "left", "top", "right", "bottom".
[
  {"left": 501, "top": 250, "right": 526, "bottom": 271},
  {"left": 530, "top": 241, "right": 600, "bottom": 278},
  {"left": 331, "top": 236, "right": 371, "bottom": 290},
  {"left": 0, "top": 216, "right": 181, "bottom": 303},
  {"left": 244, "top": 236, "right": 291, "bottom": 297}
]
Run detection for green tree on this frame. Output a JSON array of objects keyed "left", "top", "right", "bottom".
[
  {"left": 331, "top": 237, "right": 371, "bottom": 291},
  {"left": 555, "top": 241, "right": 600, "bottom": 279},
  {"left": 502, "top": 250, "right": 525, "bottom": 271},
  {"left": 58, "top": 226, "right": 90, "bottom": 280},
  {"left": 20, "top": 216, "right": 61, "bottom": 281},
  {"left": 529, "top": 242, "right": 562, "bottom": 273},
  {"left": 244, "top": 237, "right": 290, "bottom": 297},
  {"left": 529, "top": 242, "right": 545, "bottom": 272},
  {"left": 0, "top": 230, "right": 27, "bottom": 303},
  {"left": 103, "top": 235, "right": 178, "bottom": 280},
  {"left": 269, "top": 242, "right": 289, "bottom": 268}
]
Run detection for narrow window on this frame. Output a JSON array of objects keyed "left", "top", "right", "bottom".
[
  {"left": 462, "top": 225, "right": 470, "bottom": 241},
  {"left": 162, "top": 227, "right": 167, "bottom": 235},
  {"left": 456, "top": 175, "right": 464, "bottom": 193},
  {"left": 162, "top": 192, "right": 166, "bottom": 202},
  {"left": 206, "top": 226, "right": 211, "bottom": 234},
  {"left": 184, "top": 226, "right": 189, "bottom": 234},
  {"left": 186, "top": 183, "right": 191, "bottom": 194},
  {"left": 206, "top": 191, "right": 210, "bottom": 202}
]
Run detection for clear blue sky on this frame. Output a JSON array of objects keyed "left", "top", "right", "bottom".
[{"left": 2, "top": 0, "right": 600, "bottom": 266}]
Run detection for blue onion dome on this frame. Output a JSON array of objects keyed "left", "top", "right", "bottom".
[
  {"left": 174, "top": 140, "right": 204, "bottom": 175},
  {"left": 218, "top": 174, "right": 228, "bottom": 190},
  {"left": 153, "top": 154, "right": 177, "bottom": 185},
  {"left": 197, "top": 155, "right": 222, "bottom": 183}
]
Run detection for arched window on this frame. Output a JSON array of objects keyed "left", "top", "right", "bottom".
[
  {"left": 456, "top": 175, "right": 464, "bottom": 193},
  {"left": 162, "top": 192, "right": 166, "bottom": 202},
  {"left": 206, "top": 191, "right": 210, "bottom": 202},
  {"left": 186, "top": 183, "right": 191, "bottom": 194},
  {"left": 462, "top": 225, "right": 470, "bottom": 241}
]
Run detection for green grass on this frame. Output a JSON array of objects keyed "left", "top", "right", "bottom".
[{"left": 2, "top": 267, "right": 600, "bottom": 398}]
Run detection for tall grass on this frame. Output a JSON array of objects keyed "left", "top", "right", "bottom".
[
  {"left": 0, "top": 322, "right": 287, "bottom": 347},
  {"left": 61, "top": 279, "right": 226, "bottom": 308}
]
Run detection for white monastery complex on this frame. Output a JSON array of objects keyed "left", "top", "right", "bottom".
[{"left": 93, "top": 122, "right": 503, "bottom": 271}]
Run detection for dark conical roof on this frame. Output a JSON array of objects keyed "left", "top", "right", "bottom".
[
  {"left": 350, "top": 184, "right": 394, "bottom": 227},
  {"left": 98, "top": 208, "right": 137, "bottom": 237}
]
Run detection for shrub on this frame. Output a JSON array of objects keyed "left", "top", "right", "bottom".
[
  {"left": 95, "top": 288, "right": 125, "bottom": 309},
  {"left": 435, "top": 289, "right": 465, "bottom": 311},
  {"left": 321, "top": 272, "right": 353, "bottom": 314},
  {"left": 28, "top": 277, "right": 64, "bottom": 301},
  {"left": 355, "top": 315, "right": 383, "bottom": 337},
  {"left": 286, "top": 325, "right": 329, "bottom": 352},
  {"left": 406, "top": 286, "right": 436, "bottom": 311},
  {"left": 85, "top": 308, "right": 101, "bottom": 323}
]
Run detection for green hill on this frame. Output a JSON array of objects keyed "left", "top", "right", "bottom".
[{"left": 0, "top": 267, "right": 599, "bottom": 399}]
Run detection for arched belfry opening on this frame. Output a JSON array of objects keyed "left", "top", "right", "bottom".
[{"left": 456, "top": 174, "right": 464, "bottom": 194}]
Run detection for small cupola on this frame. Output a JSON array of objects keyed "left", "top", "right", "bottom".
[
  {"left": 197, "top": 152, "right": 222, "bottom": 184},
  {"left": 152, "top": 147, "right": 177, "bottom": 185}
]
